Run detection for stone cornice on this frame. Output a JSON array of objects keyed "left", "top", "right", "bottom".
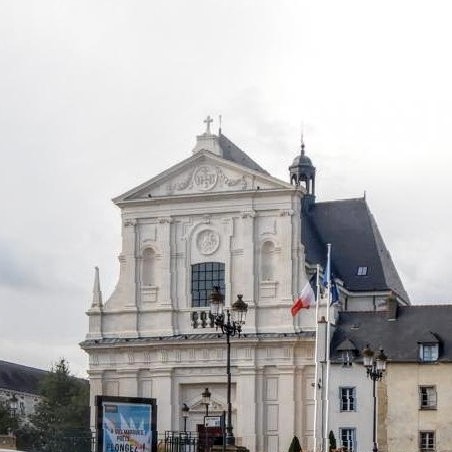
[{"left": 80, "top": 331, "right": 315, "bottom": 350}]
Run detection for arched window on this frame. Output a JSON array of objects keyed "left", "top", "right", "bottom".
[
  {"left": 191, "top": 262, "right": 225, "bottom": 307},
  {"left": 261, "top": 241, "right": 275, "bottom": 281},
  {"left": 142, "top": 248, "right": 156, "bottom": 286}
]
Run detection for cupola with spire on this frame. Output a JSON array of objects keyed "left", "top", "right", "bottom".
[{"left": 289, "top": 134, "right": 316, "bottom": 195}]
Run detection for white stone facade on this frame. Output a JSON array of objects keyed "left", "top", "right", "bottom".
[
  {"left": 326, "top": 362, "right": 376, "bottom": 452},
  {"left": 82, "top": 132, "right": 322, "bottom": 452}
]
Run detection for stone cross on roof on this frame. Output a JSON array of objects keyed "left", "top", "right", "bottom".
[{"left": 204, "top": 115, "right": 213, "bottom": 134}]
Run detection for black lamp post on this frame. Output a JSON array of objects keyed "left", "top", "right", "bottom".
[
  {"left": 9, "top": 394, "right": 18, "bottom": 418},
  {"left": 209, "top": 286, "right": 248, "bottom": 446},
  {"left": 202, "top": 387, "right": 211, "bottom": 416},
  {"left": 182, "top": 403, "right": 190, "bottom": 433},
  {"left": 362, "top": 345, "right": 387, "bottom": 452}
]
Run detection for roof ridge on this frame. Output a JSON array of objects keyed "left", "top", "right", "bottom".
[
  {"left": 0, "top": 360, "right": 48, "bottom": 373},
  {"left": 314, "top": 196, "right": 366, "bottom": 206}
]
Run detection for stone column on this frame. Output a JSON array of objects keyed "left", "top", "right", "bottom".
[
  {"left": 239, "top": 210, "right": 256, "bottom": 333},
  {"left": 278, "top": 365, "right": 296, "bottom": 452},
  {"left": 123, "top": 218, "right": 138, "bottom": 309},
  {"left": 278, "top": 209, "right": 294, "bottom": 301},
  {"left": 236, "top": 366, "right": 257, "bottom": 452},
  {"left": 88, "top": 370, "right": 103, "bottom": 432},
  {"left": 158, "top": 217, "right": 173, "bottom": 306},
  {"left": 152, "top": 369, "right": 174, "bottom": 433},
  {"left": 118, "top": 369, "right": 138, "bottom": 397}
]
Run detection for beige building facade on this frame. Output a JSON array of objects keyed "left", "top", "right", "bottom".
[{"left": 386, "top": 362, "right": 452, "bottom": 452}]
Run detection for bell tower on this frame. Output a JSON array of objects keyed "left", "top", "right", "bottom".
[{"left": 289, "top": 135, "right": 316, "bottom": 195}]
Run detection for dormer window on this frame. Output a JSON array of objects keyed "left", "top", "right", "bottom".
[
  {"left": 341, "top": 351, "right": 353, "bottom": 367},
  {"left": 357, "top": 266, "right": 368, "bottom": 276},
  {"left": 419, "top": 343, "right": 439, "bottom": 362},
  {"left": 337, "top": 338, "right": 358, "bottom": 368}
]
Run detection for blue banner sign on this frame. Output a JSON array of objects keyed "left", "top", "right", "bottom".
[{"left": 96, "top": 396, "right": 157, "bottom": 452}]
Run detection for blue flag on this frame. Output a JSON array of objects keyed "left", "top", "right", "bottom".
[
  {"left": 321, "top": 250, "right": 340, "bottom": 305},
  {"left": 322, "top": 256, "right": 330, "bottom": 288},
  {"left": 330, "top": 275, "right": 340, "bottom": 305}
]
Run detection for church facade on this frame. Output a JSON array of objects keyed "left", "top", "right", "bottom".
[{"left": 81, "top": 119, "right": 408, "bottom": 452}]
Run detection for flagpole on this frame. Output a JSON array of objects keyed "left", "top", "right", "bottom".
[
  {"left": 313, "top": 264, "right": 320, "bottom": 452},
  {"left": 323, "top": 244, "right": 332, "bottom": 452}
]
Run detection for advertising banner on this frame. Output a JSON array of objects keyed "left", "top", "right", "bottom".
[{"left": 96, "top": 396, "right": 157, "bottom": 452}]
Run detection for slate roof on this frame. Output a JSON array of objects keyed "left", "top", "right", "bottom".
[
  {"left": 216, "top": 136, "right": 409, "bottom": 302},
  {"left": 0, "top": 360, "right": 48, "bottom": 395},
  {"left": 301, "top": 197, "right": 409, "bottom": 303},
  {"left": 331, "top": 305, "right": 452, "bottom": 362},
  {"left": 218, "top": 134, "right": 270, "bottom": 176}
]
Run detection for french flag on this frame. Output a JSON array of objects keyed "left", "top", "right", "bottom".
[{"left": 291, "top": 277, "right": 316, "bottom": 317}]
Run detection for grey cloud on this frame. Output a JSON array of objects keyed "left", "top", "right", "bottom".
[{"left": 0, "top": 241, "right": 42, "bottom": 289}]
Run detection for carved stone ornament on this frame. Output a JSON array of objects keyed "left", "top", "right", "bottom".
[
  {"left": 124, "top": 219, "right": 137, "bottom": 227},
  {"left": 193, "top": 165, "right": 218, "bottom": 191},
  {"left": 217, "top": 167, "right": 248, "bottom": 189},
  {"left": 279, "top": 209, "right": 294, "bottom": 216},
  {"left": 196, "top": 229, "right": 220, "bottom": 255},
  {"left": 167, "top": 169, "right": 195, "bottom": 193},
  {"left": 241, "top": 210, "right": 256, "bottom": 219},
  {"left": 167, "top": 165, "right": 249, "bottom": 194}
]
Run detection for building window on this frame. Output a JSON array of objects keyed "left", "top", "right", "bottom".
[
  {"left": 340, "top": 387, "right": 356, "bottom": 411},
  {"left": 339, "top": 428, "right": 356, "bottom": 452},
  {"left": 357, "top": 266, "right": 368, "bottom": 276},
  {"left": 419, "top": 343, "right": 439, "bottom": 362},
  {"left": 419, "top": 431, "right": 435, "bottom": 451},
  {"left": 419, "top": 386, "right": 437, "bottom": 410},
  {"left": 191, "top": 262, "right": 225, "bottom": 307},
  {"left": 341, "top": 351, "right": 354, "bottom": 367}
]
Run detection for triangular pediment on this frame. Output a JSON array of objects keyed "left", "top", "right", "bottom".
[
  {"left": 114, "top": 150, "right": 296, "bottom": 204},
  {"left": 189, "top": 398, "right": 225, "bottom": 413}
]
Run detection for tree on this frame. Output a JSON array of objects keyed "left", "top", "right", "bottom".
[
  {"left": 288, "top": 435, "right": 302, "bottom": 452},
  {"left": 0, "top": 402, "right": 18, "bottom": 435},
  {"left": 20, "top": 359, "right": 91, "bottom": 452},
  {"left": 329, "top": 430, "right": 337, "bottom": 451}
]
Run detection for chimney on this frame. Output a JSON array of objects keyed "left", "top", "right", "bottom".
[{"left": 386, "top": 292, "right": 398, "bottom": 321}]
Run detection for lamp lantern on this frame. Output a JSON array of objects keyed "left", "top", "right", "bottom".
[
  {"left": 181, "top": 403, "right": 190, "bottom": 433},
  {"left": 202, "top": 387, "right": 211, "bottom": 406},
  {"left": 231, "top": 294, "right": 248, "bottom": 325},
  {"left": 376, "top": 349, "right": 387, "bottom": 372},
  {"left": 209, "top": 286, "right": 224, "bottom": 317},
  {"left": 362, "top": 344, "right": 374, "bottom": 368}
]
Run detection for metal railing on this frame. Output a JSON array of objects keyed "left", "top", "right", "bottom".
[{"left": 162, "top": 431, "right": 198, "bottom": 452}]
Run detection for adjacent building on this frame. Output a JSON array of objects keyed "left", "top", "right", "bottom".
[
  {"left": 330, "top": 303, "right": 452, "bottom": 452},
  {"left": 0, "top": 360, "right": 47, "bottom": 420}
]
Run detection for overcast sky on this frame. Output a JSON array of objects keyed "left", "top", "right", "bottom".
[{"left": 1, "top": 0, "right": 451, "bottom": 376}]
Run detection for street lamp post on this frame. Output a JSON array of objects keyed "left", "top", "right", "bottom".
[
  {"left": 182, "top": 403, "right": 190, "bottom": 433},
  {"left": 209, "top": 287, "right": 248, "bottom": 446},
  {"left": 362, "top": 345, "right": 387, "bottom": 452},
  {"left": 202, "top": 387, "right": 211, "bottom": 417},
  {"left": 9, "top": 394, "right": 18, "bottom": 418}
]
